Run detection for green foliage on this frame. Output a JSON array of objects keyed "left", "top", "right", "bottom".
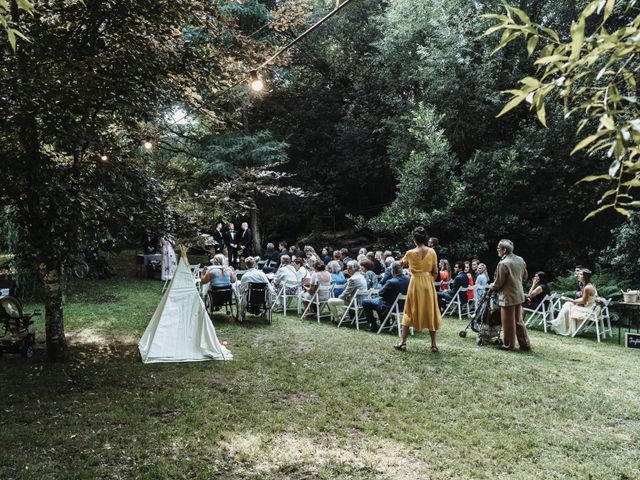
[
  {"left": 368, "top": 104, "right": 462, "bottom": 248},
  {"left": 551, "top": 269, "right": 632, "bottom": 299},
  {"left": 599, "top": 212, "right": 640, "bottom": 278},
  {"left": 484, "top": 0, "right": 640, "bottom": 217}
]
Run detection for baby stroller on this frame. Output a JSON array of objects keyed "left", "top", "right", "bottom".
[
  {"left": 0, "top": 296, "right": 41, "bottom": 358},
  {"left": 459, "top": 292, "right": 503, "bottom": 346}
]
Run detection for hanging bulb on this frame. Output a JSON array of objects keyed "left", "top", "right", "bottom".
[
  {"left": 250, "top": 70, "right": 264, "bottom": 92},
  {"left": 100, "top": 154, "right": 108, "bottom": 162},
  {"left": 143, "top": 141, "right": 153, "bottom": 150}
]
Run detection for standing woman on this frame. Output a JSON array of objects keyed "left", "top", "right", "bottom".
[
  {"left": 396, "top": 226, "right": 442, "bottom": 352},
  {"left": 160, "top": 236, "right": 177, "bottom": 281}
]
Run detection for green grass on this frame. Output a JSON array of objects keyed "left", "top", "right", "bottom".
[{"left": 1, "top": 264, "right": 640, "bottom": 479}]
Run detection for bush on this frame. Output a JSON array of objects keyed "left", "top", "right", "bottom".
[{"left": 550, "top": 269, "right": 632, "bottom": 300}]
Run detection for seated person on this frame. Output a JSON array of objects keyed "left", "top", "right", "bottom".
[
  {"left": 273, "top": 255, "right": 298, "bottom": 294},
  {"left": 327, "top": 261, "right": 368, "bottom": 320},
  {"left": 573, "top": 265, "right": 583, "bottom": 299},
  {"left": 200, "top": 254, "right": 236, "bottom": 295},
  {"left": 367, "top": 251, "right": 385, "bottom": 275},
  {"left": 327, "top": 260, "right": 347, "bottom": 297},
  {"left": 302, "top": 261, "right": 332, "bottom": 304},
  {"left": 321, "top": 247, "right": 332, "bottom": 265},
  {"left": 239, "top": 256, "right": 274, "bottom": 300},
  {"left": 261, "top": 243, "right": 280, "bottom": 273},
  {"left": 360, "top": 259, "right": 379, "bottom": 290},
  {"left": 363, "top": 262, "right": 409, "bottom": 331},
  {"left": 378, "top": 256, "right": 395, "bottom": 286},
  {"left": 340, "top": 248, "right": 353, "bottom": 267},
  {"left": 293, "top": 257, "right": 310, "bottom": 284},
  {"left": 524, "top": 271, "right": 550, "bottom": 310},
  {"left": 474, "top": 263, "right": 490, "bottom": 302},
  {"left": 437, "top": 261, "right": 469, "bottom": 311},
  {"left": 552, "top": 268, "right": 597, "bottom": 336},
  {"left": 438, "top": 259, "right": 451, "bottom": 291}
]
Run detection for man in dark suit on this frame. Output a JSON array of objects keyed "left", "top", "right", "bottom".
[
  {"left": 437, "top": 261, "right": 469, "bottom": 311},
  {"left": 224, "top": 223, "right": 239, "bottom": 268},
  {"left": 363, "top": 262, "right": 409, "bottom": 332},
  {"left": 212, "top": 222, "right": 224, "bottom": 255},
  {"left": 240, "top": 222, "right": 253, "bottom": 258}
]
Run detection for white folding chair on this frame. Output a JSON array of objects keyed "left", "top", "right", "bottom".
[
  {"left": 442, "top": 287, "right": 472, "bottom": 321},
  {"left": 274, "top": 281, "right": 302, "bottom": 316},
  {"left": 524, "top": 294, "right": 554, "bottom": 332},
  {"left": 572, "top": 297, "right": 613, "bottom": 343},
  {"left": 301, "top": 284, "right": 334, "bottom": 323},
  {"left": 377, "top": 293, "right": 410, "bottom": 336},
  {"left": 337, "top": 289, "right": 371, "bottom": 330}
]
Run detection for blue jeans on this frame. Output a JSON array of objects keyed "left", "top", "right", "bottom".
[{"left": 362, "top": 297, "right": 390, "bottom": 326}]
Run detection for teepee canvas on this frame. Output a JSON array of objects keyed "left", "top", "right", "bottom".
[{"left": 139, "top": 252, "right": 232, "bottom": 363}]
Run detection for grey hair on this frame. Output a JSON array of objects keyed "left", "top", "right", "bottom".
[
  {"left": 498, "top": 239, "right": 514, "bottom": 254},
  {"left": 385, "top": 256, "right": 395, "bottom": 266},
  {"left": 245, "top": 256, "right": 256, "bottom": 268},
  {"left": 391, "top": 261, "right": 403, "bottom": 275},
  {"left": 327, "top": 260, "right": 341, "bottom": 273},
  {"left": 347, "top": 260, "right": 360, "bottom": 270},
  {"left": 266, "top": 242, "right": 275, "bottom": 250},
  {"left": 280, "top": 255, "right": 291, "bottom": 265}
]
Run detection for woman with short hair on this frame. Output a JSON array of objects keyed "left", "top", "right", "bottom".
[{"left": 302, "top": 261, "right": 332, "bottom": 304}]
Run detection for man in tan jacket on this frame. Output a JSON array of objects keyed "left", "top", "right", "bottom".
[{"left": 490, "top": 239, "right": 531, "bottom": 351}]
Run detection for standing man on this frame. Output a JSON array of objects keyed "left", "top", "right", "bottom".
[
  {"left": 224, "top": 223, "right": 239, "bottom": 268},
  {"left": 490, "top": 239, "right": 531, "bottom": 351},
  {"left": 240, "top": 222, "right": 253, "bottom": 258},
  {"left": 212, "top": 221, "right": 224, "bottom": 255}
]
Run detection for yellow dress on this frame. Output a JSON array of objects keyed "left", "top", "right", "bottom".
[{"left": 401, "top": 248, "right": 442, "bottom": 332}]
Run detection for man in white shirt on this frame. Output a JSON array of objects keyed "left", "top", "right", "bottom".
[
  {"left": 239, "top": 257, "right": 274, "bottom": 297},
  {"left": 327, "top": 260, "right": 368, "bottom": 321},
  {"left": 273, "top": 255, "right": 298, "bottom": 291}
]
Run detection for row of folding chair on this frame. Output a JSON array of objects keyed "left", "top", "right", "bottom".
[
  {"left": 272, "top": 283, "right": 410, "bottom": 337},
  {"left": 524, "top": 293, "right": 613, "bottom": 342}
]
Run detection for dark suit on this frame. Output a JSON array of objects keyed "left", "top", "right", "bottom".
[
  {"left": 224, "top": 230, "right": 239, "bottom": 267},
  {"left": 363, "top": 274, "right": 410, "bottom": 328},
  {"left": 241, "top": 228, "right": 253, "bottom": 257},
  {"left": 438, "top": 271, "right": 469, "bottom": 310},
  {"left": 212, "top": 229, "right": 224, "bottom": 254}
]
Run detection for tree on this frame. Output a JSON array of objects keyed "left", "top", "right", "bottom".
[
  {"left": 0, "top": 0, "right": 302, "bottom": 361},
  {"left": 484, "top": 0, "right": 640, "bottom": 217}
]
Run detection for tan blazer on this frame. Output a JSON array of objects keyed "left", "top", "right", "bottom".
[{"left": 492, "top": 253, "right": 527, "bottom": 307}]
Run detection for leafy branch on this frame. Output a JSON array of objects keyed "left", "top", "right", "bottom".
[{"left": 483, "top": 0, "right": 640, "bottom": 217}]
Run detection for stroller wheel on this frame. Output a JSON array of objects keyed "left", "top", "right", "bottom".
[
  {"left": 475, "top": 338, "right": 483, "bottom": 346},
  {"left": 458, "top": 331, "right": 467, "bottom": 338}
]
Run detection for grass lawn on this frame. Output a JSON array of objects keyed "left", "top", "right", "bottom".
[{"left": 1, "top": 259, "right": 640, "bottom": 479}]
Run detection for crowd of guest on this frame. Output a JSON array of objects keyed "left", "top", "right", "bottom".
[{"left": 198, "top": 231, "right": 603, "bottom": 353}]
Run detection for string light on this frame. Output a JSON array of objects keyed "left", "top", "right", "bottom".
[
  {"left": 249, "top": 70, "right": 264, "bottom": 92},
  {"left": 100, "top": 154, "right": 108, "bottom": 162},
  {"left": 143, "top": 141, "right": 153, "bottom": 150}
]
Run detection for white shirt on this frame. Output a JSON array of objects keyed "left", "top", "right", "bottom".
[
  {"left": 239, "top": 268, "right": 274, "bottom": 296},
  {"left": 296, "top": 266, "right": 310, "bottom": 282},
  {"left": 274, "top": 264, "right": 298, "bottom": 287}
]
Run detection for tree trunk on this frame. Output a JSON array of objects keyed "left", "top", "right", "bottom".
[
  {"left": 250, "top": 206, "right": 262, "bottom": 255},
  {"left": 38, "top": 263, "right": 69, "bottom": 362}
]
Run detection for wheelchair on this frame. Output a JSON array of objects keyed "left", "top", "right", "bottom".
[
  {"left": 240, "top": 282, "right": 273, "bottom": 324},
  {"left": 204, "top": 285, "right": 239, "bottom": 322},
  {"left": 1, "top": 296, "right": 40, "bottom": 359}
]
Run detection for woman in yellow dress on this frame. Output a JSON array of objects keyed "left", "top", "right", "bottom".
[{"left": 395, "top": 226, "right": 442, "bottom": 352}]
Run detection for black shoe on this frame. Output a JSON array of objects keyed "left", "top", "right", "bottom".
[{"left": 367, "top": 323, "right": 378, "bottom": 332}]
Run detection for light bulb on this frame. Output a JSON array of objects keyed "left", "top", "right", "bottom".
[
  {"left": 100, "top": 154, "right": 108, "bottom": 161},
  {"left": 251, "top": 79, "right": 264, "bottom": 92},
  {"left": 249, "top": 70, "right": 264, "bottom": 92},
  {"left": 143, "top": 141, "right": 153, "bottom": 150}
]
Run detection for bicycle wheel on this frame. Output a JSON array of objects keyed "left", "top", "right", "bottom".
[{"left": 73, "top": 261, "right": 89, "bottom": 279}]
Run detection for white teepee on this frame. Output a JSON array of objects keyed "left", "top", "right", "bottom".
[{"left": 139, "top": 252, "right": 232, "bottom": 363}]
